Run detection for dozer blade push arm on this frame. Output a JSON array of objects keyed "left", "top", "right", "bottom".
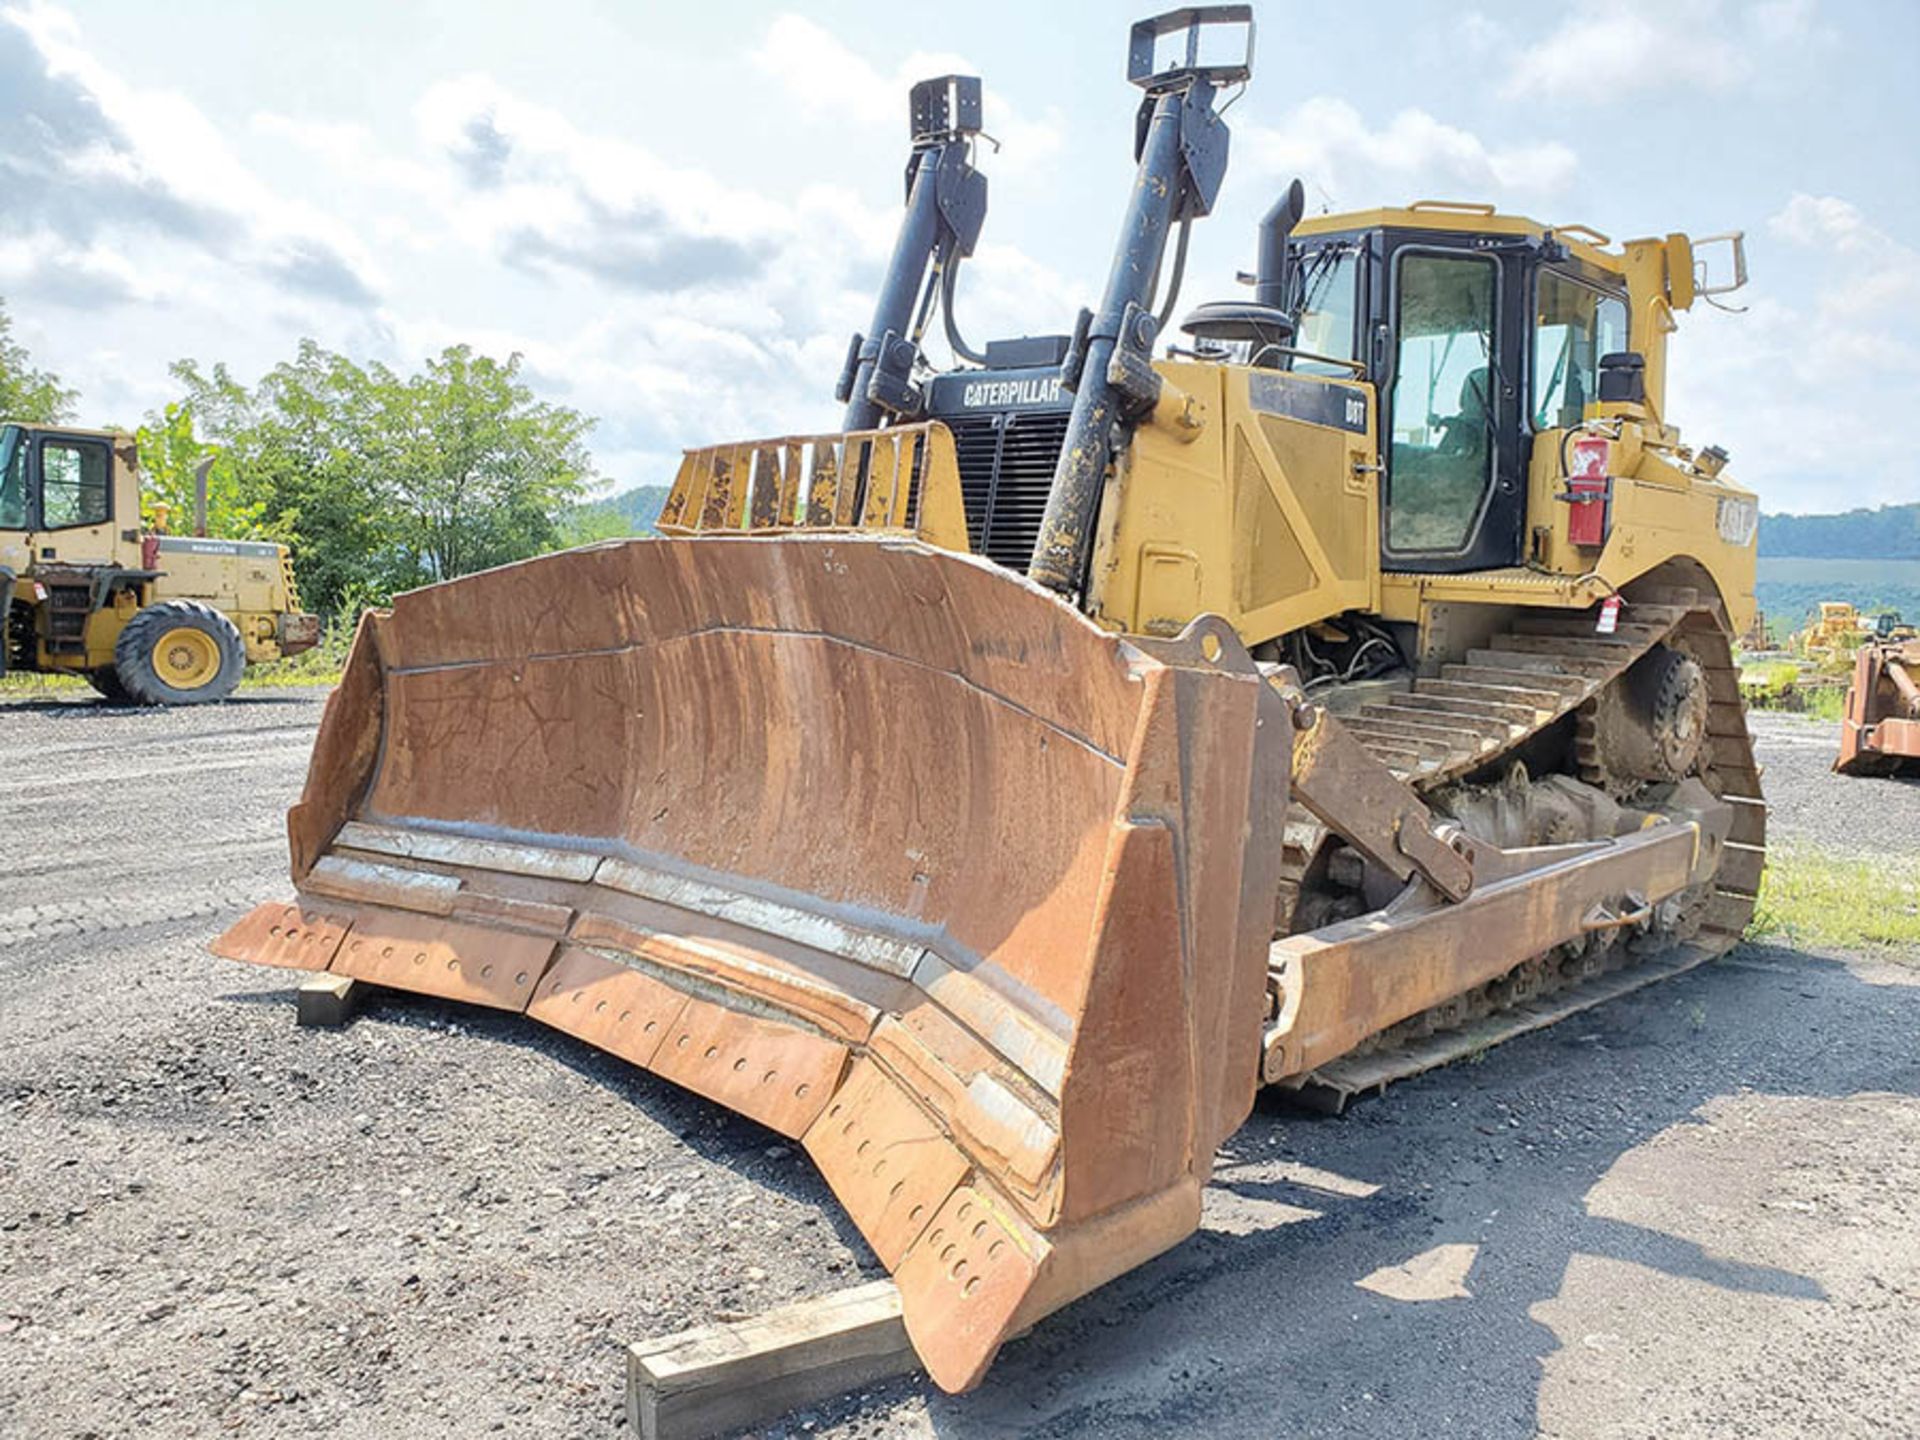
[
  {"left": 1286, "top": 696, "right": 1475, "bottom": 902},
  {"left": 1264, "top": 744, "right": 1733, "bottom": 1086}
]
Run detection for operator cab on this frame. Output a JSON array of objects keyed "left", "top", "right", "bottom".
[
  {"left": 0, "top": 422, "right": 120, "bottom": 536},
  {"left": 1213, "top": 203, "right": 1631, "bottom": 576},
  {"left": 1288, "top": 205, "right": 1629, "bottom": 574}
]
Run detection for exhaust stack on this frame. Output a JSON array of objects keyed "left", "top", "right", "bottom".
[
  {"left": 192, "top": 456, "right": 214, "bottom": 538},
  {"left": 1255, "top": 177, "right": 1307, "bottom": 313}
]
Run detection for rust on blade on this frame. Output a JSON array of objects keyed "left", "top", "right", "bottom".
[
  {"left": 305, "top": 855, "right": 461, "bottom": 916},
  {"left": 867, "top": 1013, "right": 1060, "bottom": 1209},
  {"left": 335, "top": 819, "right": 603, "bottom": 883},
  {"left": 451, "top": 891, "right": 575, "bottom": 936},
  {"left": 219, "top": 537, "right": 1293, "bottom": 1392},
  {"left": 649, "top": 995, "right": 848, "bottom": 1139},
  {"left": 212, "top": 901, "right": 352, "bottom": 971},
  {"left": 638, "top": 931, "right": 884, "bottom": 1046},
  {"left": 525, "top": 946, "right": 688, "bottom": 1070},
  {"left": 803, "top": 1056, "right": 972, "bottom": 1269},
  {"left": 895, "top": 1183, "right": 1046, "bottom": 1393},
  {"left": 329, "top": 907, "right": 557, "bottom": 1012}
]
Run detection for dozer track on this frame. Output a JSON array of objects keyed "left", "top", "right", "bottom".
[{"left": 1273, "top": 590, "right": 1765, "bottom": 1112}]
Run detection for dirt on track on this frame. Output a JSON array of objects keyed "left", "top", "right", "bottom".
[{"left": 2, "top": 696, "right": 1917, "bottom": 1439}]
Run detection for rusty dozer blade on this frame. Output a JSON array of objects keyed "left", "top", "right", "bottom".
[
  {"left": 1836, "top": 638, "right": 1920, "bottom": 778},
  {"left": 213, "top": 536, "right": 1291, "bottom": 1391}
]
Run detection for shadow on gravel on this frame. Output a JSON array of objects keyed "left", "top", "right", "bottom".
[
  {"left": 235, "top": 982, "right": 879, "bottom": 1262},
  {"left": 894, "top": 942, "right": 1920, "bottom": 1439},
  {"left": 211, "top": 942, "right": 1920, "bottom": 1438}
]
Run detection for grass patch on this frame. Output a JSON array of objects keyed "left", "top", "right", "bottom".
[
  {"left": 1738, "top": 657, "right": 1846, "bottom": 720},
  {"left": 0, "top": 649, "right": 343, "bottom": 698},
  {"left": 1740, "top": 659, "right": 1800, "bottom": 691},
  {"left": 1748, "top": 843, "right": 1920, "bottom": 953},
  {"left": 0, "top": 670, "right": 85, "bottom": 696},
  {"left": 240, "top": 653, "right": 344, "bottom": 689},
  {"left": 1799, "top": 687, "right": 1847, "bottom": 723}
]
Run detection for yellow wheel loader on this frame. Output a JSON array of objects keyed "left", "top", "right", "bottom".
[
  {"left": 0, "top": 423, "right": 318, "bottom": 703},
  {"left": 215, "top": 9, "right": 1764, "bottom": 1393}
]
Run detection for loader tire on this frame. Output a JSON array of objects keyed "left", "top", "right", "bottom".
[
  {"left": 113, "top": 600, "right": 245, "bottom": 706},
  {"left": 86, "top": 667, "right": 133, "bottom": 704}
]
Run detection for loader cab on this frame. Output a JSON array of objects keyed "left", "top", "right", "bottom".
[
  {"left": 1285, "top": 208, "right": 1629, "bottom": 576},
  {"left": 0, "top": 422, "right": 135, "bottom": 570}
]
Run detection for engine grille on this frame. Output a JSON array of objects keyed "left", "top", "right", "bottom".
[{"left": 945, "top": 410, "right": 1071, "bottom": 573}]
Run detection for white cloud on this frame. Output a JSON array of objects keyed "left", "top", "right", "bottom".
[
  {"left": 413, "top": 73, "right": 798, "bottom": 296},
  {"left": 392, "top": 56, "right": 1082, "bottom": 455},
  {"left": 0, "top": 235, "right": 147, "bottom": 306},
  {"left": 749, "top": 13, "right": 1064, "bottom": 178},
  {"left": 1673, "top": 193, "right": 1920, "bottom": 511},
  {"left": 1, "top": 1, "right": 381, "bottom": 306},
  {"left": 1502, "top": 0, "right": 1819, "bottom": 102},
  {"left": 1241, "top": 97, "right": 1579, "bottom": 210},
  {"left": 1765, "top": 196, "right": 1920, "bottom": 356}
]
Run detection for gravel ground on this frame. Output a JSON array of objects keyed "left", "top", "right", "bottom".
[
  {"left": 1, "top": 697, "right": 1916, "bottom": 1439},
  {"left": 1745, "top": 709, "right": 1920, "bottom": 854}
]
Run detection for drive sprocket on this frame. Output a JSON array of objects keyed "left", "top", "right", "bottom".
[{"left": 1576, "top": 644, "right": 1710, "bottom": 797}]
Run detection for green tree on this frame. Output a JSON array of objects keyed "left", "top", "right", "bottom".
[
  {"left": 0, "top": 297, "right": 77, "bottom": 423},
  {"left": 166, "top": 340, "right": 599, "bottom": 615},
  {"left": 134, "top": 401, "right": 268, "bottom": 538},
  {"left": 374, "top": 345, "right": 597, "bottom": 582}
]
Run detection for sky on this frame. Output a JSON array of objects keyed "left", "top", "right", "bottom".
[{"left": 0, "top": 0, "right": 1915, "bottom": 515}]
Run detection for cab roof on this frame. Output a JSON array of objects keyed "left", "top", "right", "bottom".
[
  {"left": 1294, "top": 201, "right": 1626, "bottom": 277},
  {"left": 0, "top": 421, "right": 126, "bottom": 441}
]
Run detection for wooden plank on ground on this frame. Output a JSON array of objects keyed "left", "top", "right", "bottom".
[{"left": 627, "top": 1279, "right": 918, "bottom": 1440}]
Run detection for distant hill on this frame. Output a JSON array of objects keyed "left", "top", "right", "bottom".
[
  {"left": 550, "top": 483, "right": 670, "bottom": 549},
  {"left": 559, "top": 483, "right": 671, "bottom": 546},
  {"left": 599, "top": 484, "right": 671, "bottom": 534},
  {"left": 1760, "top": 502, "right": 1920, "bottom": 559}
]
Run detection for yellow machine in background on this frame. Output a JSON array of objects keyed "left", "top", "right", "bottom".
[
  {"left": 0, "top": 423, "right": 317, "bottom": 703},
  {"left": 1795, "top": 600, "right": 1866, "bottom": 665},
  {"left": 1791, "top": 602, "right": 1914, "bottom": 671},
  {"left": 218, "top": 9, "right": 1765, "bottom": 1396}
]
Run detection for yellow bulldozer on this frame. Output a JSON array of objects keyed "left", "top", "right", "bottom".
[
  {"left": 215, "top": 10, "right": 1764, "bottom": 1394},
  {"left": 1, "top": 422, "right": 318, "bottom": 702}
]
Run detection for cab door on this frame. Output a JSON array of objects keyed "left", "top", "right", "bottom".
[
  {"left": 1378, "top": 242, "right": 1525, "bottom": 573},
  {"left": 26, "top": 431, "right": 119, "bottom": 566}
]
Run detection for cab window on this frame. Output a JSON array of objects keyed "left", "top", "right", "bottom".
[
  {"left": 1533, "top": 270, "right": 1627, "bottom": 429},
  {"left": 1386, "top": 250, "right": 1499, "bottom": 555},
  {"left": 39, "top": 437, "right": 112, "bottom": 529},
  {"left": 0, "top": 428, "right": 23, "bottom": 529},
  {"left": 1291, "top": 244, "right": 1360, "bottom": 376}
]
